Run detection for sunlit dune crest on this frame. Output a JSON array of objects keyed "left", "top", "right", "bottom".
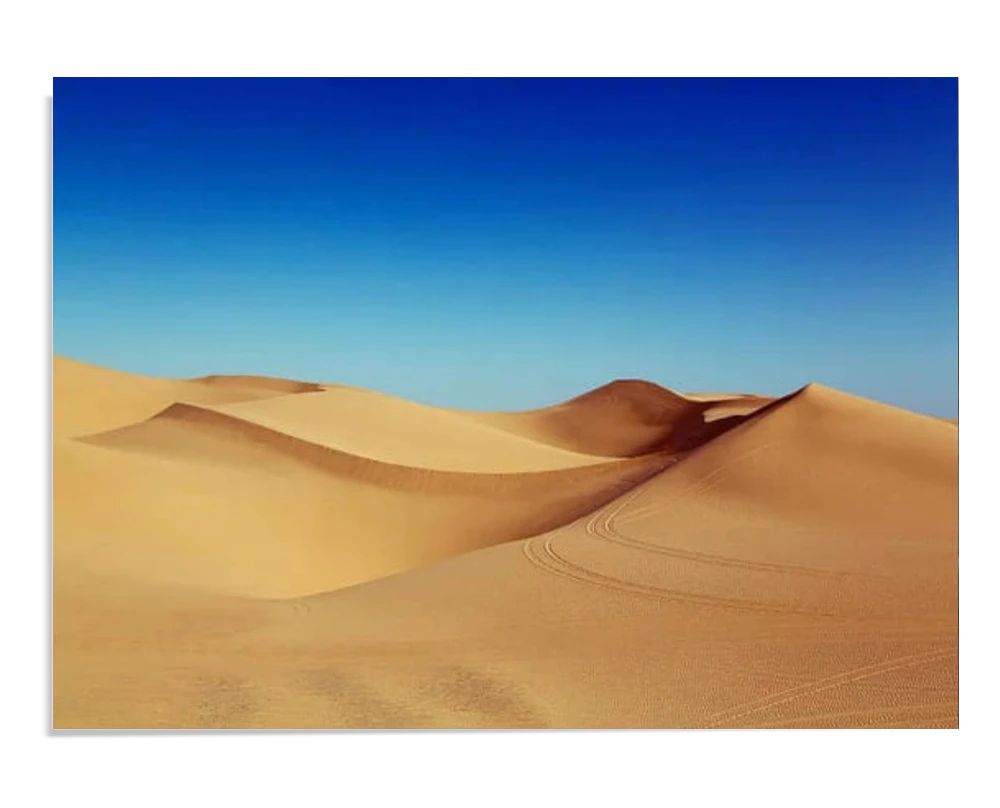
[{"left": 53, "top": 356, "right": 958, "bottom": 729}]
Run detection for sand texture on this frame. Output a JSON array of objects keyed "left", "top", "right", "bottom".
[{"left": 53, "top": 356, "right": 958, "bottom": 728}]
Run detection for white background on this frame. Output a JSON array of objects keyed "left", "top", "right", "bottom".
[{"left": 1, "top": 2, "right": 992, "bottom": 806}]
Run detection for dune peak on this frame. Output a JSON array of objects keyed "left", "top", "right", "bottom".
[
  {"left": 573, "top": 377, "right": 685, "bottom": 401},
  {"left": 565, "top": 378, "right": 692, "bottom": 420}
]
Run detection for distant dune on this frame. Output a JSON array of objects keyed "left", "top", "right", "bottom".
[
  {"left": 52, "top": 356, "right": 958, "bottom": 728},
  {"left": 53, "top": 357, "right": 321, "bottom": 439},
  {"left": 465, "top": 379, "right": 776, "bottom": 457}
]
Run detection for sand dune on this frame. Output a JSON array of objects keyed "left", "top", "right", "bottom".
[
  {"left": 53, "top": 356, "right": 319, "bottom": 439},
  {"left": 190, "top": 373, "right": 326, "bottom": 394},
  {"left": 465, "top": 379, "right": 774, "bottom": 457},
  {"left": 52, "top": 357, "right": 958, "bottom": 728},
  {"left": 201, "top": 386, "right": 615, "bottom": 472},
  {"left": 63, "top": 409, "right": 670, "bottom": 597}
]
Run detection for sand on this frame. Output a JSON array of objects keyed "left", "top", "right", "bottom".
[{"left": 52, "top": 356, "right": 958, "bottom": 728}]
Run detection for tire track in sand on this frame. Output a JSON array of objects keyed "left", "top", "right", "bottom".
[
  {"left": 590, "top": 441, "right": 872, "bottom": 579},
  {"left": 520, "top": 437, "right": 874, "bottom": 614},
  {"left": 522, "top": 533, "right": 833, "bottom": 616},
  {"left": 702, "top": 647, "right": 957, "bottom": 728}
]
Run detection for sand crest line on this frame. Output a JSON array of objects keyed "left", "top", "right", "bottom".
[{"left": 83, "top": 400, "right": 677, "bottom": 493}]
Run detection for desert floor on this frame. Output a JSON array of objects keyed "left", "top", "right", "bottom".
[{"left": 53, "top": 356, "right": 958, "bottom": 728}]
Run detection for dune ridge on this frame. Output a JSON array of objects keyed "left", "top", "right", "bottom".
[
  {"left": 204, "top": 387, "right": 618, "bottom": 473},
  {"left": 465, "top": 378, "right": 775, "bottom": 458},
  {"left": 189, "top": 373, "right": 326, "bottom": 394},
  {"left": 84, "top": 400, "right": 676, "bottom": 494}
]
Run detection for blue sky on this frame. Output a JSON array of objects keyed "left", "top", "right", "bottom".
[{"left": 54, "top": 78, "right": 957, "bottom": 415}]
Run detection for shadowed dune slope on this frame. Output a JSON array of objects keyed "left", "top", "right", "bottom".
[{"left": 466, "top": 379, "right": 774, "bottom": 458}]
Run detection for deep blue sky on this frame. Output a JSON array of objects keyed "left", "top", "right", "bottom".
[{"left": 54, "top": 78, "right": 957, "bottom": 415}]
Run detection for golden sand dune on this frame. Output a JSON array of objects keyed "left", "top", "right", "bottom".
[
  {"left": 53, "top": 356, "right": 321, "bottom": 439},
  {"left": 52, "top": 357, "right": 958, "bottom": 728},
  {"left": 202, "top": 386, "right": 615, "bottom": 471},
  {"left": 63, "top": 402, "right": 670, "bottom": 596},
  {"left": 466, "top": 379, "right": 774, "bottom": 457},
  {"left": 191, "top": 373, "right": 326, "bottom": 394}
]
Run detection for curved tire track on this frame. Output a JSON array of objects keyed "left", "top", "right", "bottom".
[
  {"left": 591, "top": 442, "right": 873, "bottom": 579},
  {"left": 522, "top": 533, "right": 833, "bottom": 616}
]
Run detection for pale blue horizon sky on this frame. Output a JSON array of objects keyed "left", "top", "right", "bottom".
[{"left": 54, "top": 78, "right": 958, "bottom": 416}]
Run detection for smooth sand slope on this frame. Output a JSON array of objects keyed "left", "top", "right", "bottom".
[
  {"left": 199, "top": 386, "right": 617, "bottom": 472},
  {"left": 53, "top": 357, "right": 958, "bottom": 728},
  {"left": 54, "top": 356, "right": 325, "bottom": 440}
]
